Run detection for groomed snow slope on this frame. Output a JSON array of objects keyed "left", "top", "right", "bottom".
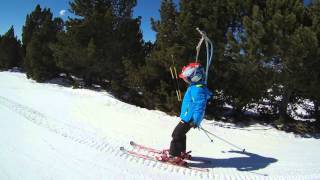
[{"left": 0, "top": 71, "right": 320, "bottom": 180}]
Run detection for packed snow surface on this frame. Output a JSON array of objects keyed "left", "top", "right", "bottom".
[{"left": 0, "top": 71, "right": 320, "bottom": 180}]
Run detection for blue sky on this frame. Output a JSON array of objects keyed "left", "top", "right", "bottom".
[
  {"left": 0, "top": 0, "right": 312, "bottom": 42},
  {"left": 0, "top": 0, "right": 179, "bottom": 42}
]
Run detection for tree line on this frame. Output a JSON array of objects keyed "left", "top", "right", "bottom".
[{"left": 0, "top": 0, "right": 319, "bottom": 134}]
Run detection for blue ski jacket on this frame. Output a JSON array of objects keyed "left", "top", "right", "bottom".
[{"left": 179, "top": 82, "right": 213, "bottom": 127}]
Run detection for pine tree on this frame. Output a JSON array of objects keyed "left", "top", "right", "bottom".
[
  {"left": 226, "top": 0, "right": 319, "bottom": 124},
  {"left": 304, "top": 0, "right": 320, "bottom": 121},
  {"left": 52, "top": 8, "right": 115, "bottom": 85},
  {"left": 52, "top": 0, "right": 144, "bottom": 93},
  {"left": 220, "top": 1, "right": 274, "bottom": 118},
  {"left": 261, "top": 0, "right": 309, "bottom": 124},
  {"left": 25, "top": 34, "right": 47, "bottom": 81},
  {"left": 177, "top": 0, "right": 244, "bottom": 64},
  {"left": 138, "top": 0, "right": 183, "bottom": 112},
  {"left": 22, "top": 5, "right": 42, "bottom": 49},
  {"left": 139, "top": 0, "right": 256, "bottom": 113},
  {"left": 0, "top": 26, "right": 23, "bottom": 70},
  {"left": 22, "top": 5, "right": 63, "bottom": 82},
  {"left": 175, "top": 0, "right": 263, "bottom": 117}
]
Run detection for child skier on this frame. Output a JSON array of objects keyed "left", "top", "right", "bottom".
[{"left": 157, "top": 62, "right": 212, "bottom": 166}]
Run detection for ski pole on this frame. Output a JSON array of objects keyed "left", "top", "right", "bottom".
[
  {"left": 172, "top": 61, "right": 182, "bottom": 101},
  {"left": 169, "top": 55, "right": 182, "bottom": 101},
  {"left": 169, "top": 66, "right": 180, "bottom": 101},
  {"left": 202, "top": 127, "right": 214, "bottom": 143},
  {"left": 200, "top": 126, "right": 246, "bottom": 152}
]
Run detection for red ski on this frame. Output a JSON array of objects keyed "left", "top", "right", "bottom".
[
  {"left": 129, "top": 141, "right": 167, "bottom": 154},
  {"left": 129, "top": 141, "right": 192, "bottom": 160},
  {"left": 120, "top": 146, "right": 208, "bottom": 172}
]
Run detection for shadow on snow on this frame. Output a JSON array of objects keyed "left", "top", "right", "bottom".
[{"left": 189, "top": 150, "right": 278, "bottom": 172}]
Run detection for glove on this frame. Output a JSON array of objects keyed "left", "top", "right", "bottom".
[{"left": 189, "top": 121, "right": 198, "bottom": 129}]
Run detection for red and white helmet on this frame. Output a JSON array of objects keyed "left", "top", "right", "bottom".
[{"left": 179, "top": 62, "right": 205, "bottom": 83}]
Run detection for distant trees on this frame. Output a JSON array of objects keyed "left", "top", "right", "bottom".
[
  {"left": 51, "top": 0, "right": 145, "bottom": 96},
  {"left": 0, "top": 26, "right": 23, "bottom": 70}
]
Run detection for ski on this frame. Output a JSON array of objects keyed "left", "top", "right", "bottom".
[
  {"left": 120, "top": 146, "right": 156, "bottom": 160},
  {"left": 129, "top": 141, "right": 166, "bottom": 154},
  {"left": 120, "top": 146, "right": 209, "bottom": 172},
  {"left": 129, "top": 141, "right": 192, "bottom": 160}
]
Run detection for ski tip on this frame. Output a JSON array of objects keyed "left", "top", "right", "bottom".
[
  {"left": 120, "top": 147, "right": 124, "bottom": 151},
  {"left": 130, "top": 141, "right": 135, "bottom": 145}
]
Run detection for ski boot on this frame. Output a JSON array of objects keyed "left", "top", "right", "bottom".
[
  {"left": 161, "top": 149, "right": 170, "bottom": 155},
  {"left": 167, "top": 156, "right": 188, "bottom": 166},
  {"left": 156, "top": 150, "right": 191, "bottom": 161},
  {"left": 180, "top": 151, "right": 192, "bottom": 160},
  {"left": 156, "top": 150, "right": 170, "bottom": 161},
  {"left": 156, "top": 151, "right": 188, "bottom": 167},
  {"left": 156, "top": 154, "right": 188, "bottom": 166}
]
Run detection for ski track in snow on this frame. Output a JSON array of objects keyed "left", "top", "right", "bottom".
[
  {"left": 0, "top": 95, "right": 276, "bottom": 180},
  {"left": 0, "top": 96, "right": 214, "bottom": 179},
  {"left": 1, "top": 72, "right": 320, "bottom": 180}
]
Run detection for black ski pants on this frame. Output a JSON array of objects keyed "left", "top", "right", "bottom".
[{"left": 169, "top": 121, "right": 192, "bottom": 157}]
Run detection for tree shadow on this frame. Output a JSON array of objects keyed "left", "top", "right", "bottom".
[{"left": 188, "top": 150, "right": 278, "bottom": 172}]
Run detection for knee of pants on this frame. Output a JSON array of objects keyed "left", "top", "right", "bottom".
[{"left": 171, "top": 132, "right": 186, "bottom": 140}]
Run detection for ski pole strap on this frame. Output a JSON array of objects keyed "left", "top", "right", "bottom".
[
  {"left": 195, "top": 28, "right": 214, "bottom": 84},
  {"left": 196, "top": 37, "right": 205, "bottom": 62}
]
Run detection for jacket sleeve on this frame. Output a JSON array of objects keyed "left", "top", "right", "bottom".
[{"left": 190, "top": 87, "right": 208, "bottom": 127}]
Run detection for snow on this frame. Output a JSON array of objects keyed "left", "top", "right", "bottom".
[
  {"left": 0, "top": 71, "right": 320, "bottom": 180},
  {"left": 289, "top": 99, "right": 316, "bottom": 122}
]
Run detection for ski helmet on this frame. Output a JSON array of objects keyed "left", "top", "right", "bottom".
[{"left": 179, "top": 62, "right": 205, "bottom": 83}]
